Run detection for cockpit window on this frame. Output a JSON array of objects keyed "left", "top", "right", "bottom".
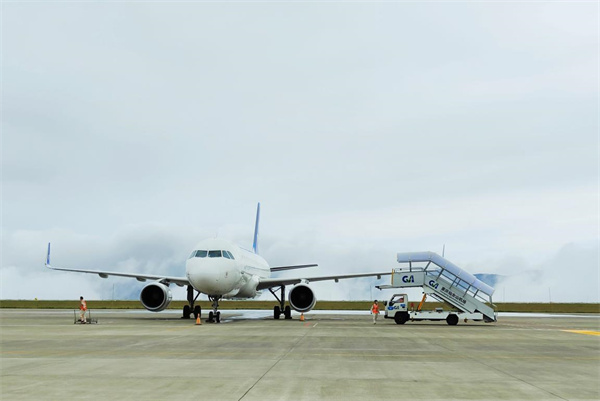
[
  {"left": 208, "top": 250, "right": 222, "bottom": 258},
  {"left": 194, "top": 250, "right": 233, "bottom": 259}
]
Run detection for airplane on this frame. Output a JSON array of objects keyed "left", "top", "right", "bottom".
[{"left": 45, "top": 203, "right": 390, "bottom": 322}]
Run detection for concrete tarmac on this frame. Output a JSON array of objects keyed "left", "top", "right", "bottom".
[{"left": 1, "top": 309, "right": 599, "bottom": 400}]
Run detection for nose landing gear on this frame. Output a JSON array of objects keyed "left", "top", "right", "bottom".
[
  {"left": 182, "top": 286, "right": 222, "bottom": 323},
  {"left": 207, "top": 295, "right": 222, "bottom": 323}
]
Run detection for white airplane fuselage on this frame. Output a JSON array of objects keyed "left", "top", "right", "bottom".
[{"left": 185, "top": 238, "right": 270, "bottom": 298}]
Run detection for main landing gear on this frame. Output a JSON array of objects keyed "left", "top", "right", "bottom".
[
  {"left": 182, "top": 285, "right": 201, "bottom": 320},
  {"left": 207, "top": 295, "right": 221, "bottom": 323},
  {"left": 270, "top": 285, "right": 292, "bottom": 320}
]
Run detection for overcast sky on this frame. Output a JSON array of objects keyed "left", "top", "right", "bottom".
[{"left": 2, "top": 2, "right": 598, "bottom": 304}]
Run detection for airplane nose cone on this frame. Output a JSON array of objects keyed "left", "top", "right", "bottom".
[{"left": 186, "top": 258, "right": 240, "bottom": 295}]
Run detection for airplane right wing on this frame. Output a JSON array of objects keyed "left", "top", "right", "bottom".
[{"left": 44, "top": 243, "right": 190, "bottom": 287}]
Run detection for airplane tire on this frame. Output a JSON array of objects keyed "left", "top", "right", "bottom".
[
  {"left": 216, "top": 311, "right": 221, "bottom": 323},
  {"left": 208, "top": 311, "right": 214, "bottom": 323},
  {"left": 446, "top": 314, "right": 459, "bottom": 326},
  {"left": 274, "top": 306, "right": 281, "bottom": 320},
  {"left": 183, "top": 305, "right": 191, "bottom": 319},
  {"left": 193, "top": 305, "right": 201, "bottom": 319},
  {"left": 284, "top": 306, "right": 292, "bottom": 320}
]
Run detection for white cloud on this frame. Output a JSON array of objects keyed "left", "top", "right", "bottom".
[
  {"left": 1, "top": 2, "right": 597, "bottom": 304},
  {"left": 494, "top": 243, "right": 599, "bottom": 303},
  {"left": 2, "top": 223, "right": 597, "bottom": 303}
]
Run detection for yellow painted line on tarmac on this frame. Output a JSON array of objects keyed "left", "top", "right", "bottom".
[{"left": 562, "top": 330, "right": 600, "bottom": 336}]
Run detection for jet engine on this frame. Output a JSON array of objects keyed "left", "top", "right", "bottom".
[
  {"left": 140, "top": 282, "right": 172, "bottom": 312},
  {"left": 288, "top": 284, "right": 316, "bottom": 313}
]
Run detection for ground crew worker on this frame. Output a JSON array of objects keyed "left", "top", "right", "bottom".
[
  {"left": 370, "top": 300, "right": 380, "bottom": 324},
  {"left": 79, "top": 296, "right": 87, "bottom": 323}
]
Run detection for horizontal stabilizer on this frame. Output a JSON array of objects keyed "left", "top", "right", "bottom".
[{"left": 270, "top": 264, "right": 318, "bottom": 272}]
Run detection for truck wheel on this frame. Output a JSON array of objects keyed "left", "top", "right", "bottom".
[
  {"left": 446, "top": 314, "right": 459, "bottom": 326},
  {"left": 394, "top": 312, "right": 409, "bottom": 325}
]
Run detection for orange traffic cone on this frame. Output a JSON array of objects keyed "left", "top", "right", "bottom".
[
  {"left": 300, "top": 313, "right": 305, "bottom": 321},
  {"left": 196, "top": 315, "right": 202, "bottom": 325}
]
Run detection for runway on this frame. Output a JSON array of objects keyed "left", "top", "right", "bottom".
[{"left": 1, "top": 309, "right": 599, "bottom": 400}]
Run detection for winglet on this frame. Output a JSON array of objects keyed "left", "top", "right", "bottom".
[
  {"left": 46, "top": 242, "right": 51, "bottom": 267},
  {"left": 252, "top": 203, "right": 260, "bottom": 254}
]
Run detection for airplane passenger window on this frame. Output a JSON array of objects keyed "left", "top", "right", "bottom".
[
  {"left": 195, "top": 250, "right": 208, "bottom": 258},
  {"left": 208, "top": 250, "right": 222, "bottom": 258}
]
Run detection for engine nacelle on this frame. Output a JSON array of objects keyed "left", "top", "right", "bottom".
[
  {"left": 289, "top": 284, "right": 316, "bottom": 313},
  {"left": 140, "top": 282, "right": 172, "bottom": 312}
]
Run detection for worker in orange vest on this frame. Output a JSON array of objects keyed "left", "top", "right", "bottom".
[
  {"left": 370, "top": 300, "right": 380, "bottom": 324},
  {"left": 79, "top": 296, "right": 87, "bottom": 323}
]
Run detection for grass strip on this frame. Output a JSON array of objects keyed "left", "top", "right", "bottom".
[{"left": 1, "top": 300, "right": 598, "bottom": 313}]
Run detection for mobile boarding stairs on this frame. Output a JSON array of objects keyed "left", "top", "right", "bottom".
[{"left": 377, "top": 252, "right": 497, "bottom": 323}]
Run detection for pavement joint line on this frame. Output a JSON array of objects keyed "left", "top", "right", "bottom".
[
  {"left": 459, "top": 349, "right": 570, "bottom": 401},
  {"left": 3, "top": 349, "right": 598, "bottom": 361},
  {"left": 418, "top": 332, "right": 569, "bottom": 400},
  {"left": 237, "top": 324, "right": 314, "bottom": 401}
]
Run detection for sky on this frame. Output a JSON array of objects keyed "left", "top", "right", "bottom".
[{"left": 1, "top": 1, "right": 598, "bottom": 304}]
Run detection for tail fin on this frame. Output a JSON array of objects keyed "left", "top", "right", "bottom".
[{"left": 252, "top": 203, "right": 260, "bottom": 254}]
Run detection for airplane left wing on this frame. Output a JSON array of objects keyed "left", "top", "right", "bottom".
[
  {"left": 44, "top": 243, "right": 190, "bottom": 287},
  {"left": 270, "top": 264, "right": 318, "bottom": 272},
  {"left": 256, "top": 271, "right": 391, "bottom": 290}
]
